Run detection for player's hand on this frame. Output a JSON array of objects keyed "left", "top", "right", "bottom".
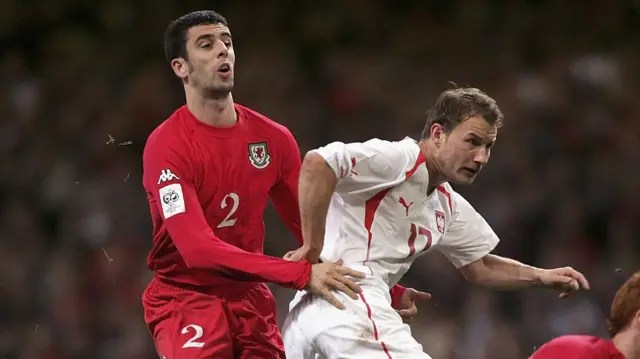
[
  {"left": 539, "top": 267, "right": 590, "bottom": 299},
  {"left": 306, "top": 259, "right": 366, "bottom": 310},
  {"left": 283, "top": 245, "right": 321, "bottom": 264},
  {"left": 395, "top": 288, "right": 432, "bottom": 323}
]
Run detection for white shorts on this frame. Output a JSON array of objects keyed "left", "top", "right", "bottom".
[{"left": 282, "top": 272, "right": 431, "bottom": 359}]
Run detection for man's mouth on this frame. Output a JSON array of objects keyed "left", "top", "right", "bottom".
[
  {"left": 462, "top": 167, "right": 479, "bottom": 175},
  {"left": 217, "top": 63, "right": 231, "bottom": 73}
]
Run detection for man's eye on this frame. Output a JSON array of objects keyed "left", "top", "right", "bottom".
[{"left": 467, "top": 139, "right": 481, "bottom": 146}]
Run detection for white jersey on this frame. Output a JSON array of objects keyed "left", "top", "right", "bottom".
[{"left": 314, "top": 137, "right": 500, "bottom": 288}]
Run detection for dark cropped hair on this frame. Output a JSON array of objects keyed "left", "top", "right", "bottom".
[{"left": 164, "top": 10, "right": 228, "bottom": 62}]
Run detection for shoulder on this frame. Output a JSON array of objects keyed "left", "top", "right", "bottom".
[
  {"left": 145, "top": 106, "right": 190, "bottom": 156},
  {"left": 544, "top": 335, "right": 602, "bottom": 346},
  {"left": 357, "top": 137, "right": 420, "bottom": 162},
  {"left": 236, "top": 104, "right": 294, "bottom": 139},
  {"left": 534, "top": 335, "right": 606, "bottom": 356}
]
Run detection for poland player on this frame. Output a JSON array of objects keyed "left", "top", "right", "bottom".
[{"left": 282, "top": 87, "right": 591, "bottom": 358}]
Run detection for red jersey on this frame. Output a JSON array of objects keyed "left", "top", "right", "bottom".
[
  {"left": 530, "top": 335, "right": 625, "bottom": 359},
  {"left": 142, "top": 104, "right": 311, "bottom": 289}
]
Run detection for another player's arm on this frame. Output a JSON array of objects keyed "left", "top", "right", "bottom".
[
  {"left": 268, "top": 128, "right": 306, "bottom": 248},
  {"left": 460, "top": 254, "right": 590, "bottom": 296},
  {"left": 143, "top": 141, "right": 312, "bottom": 289},
  {"left": 439, "top": 192, "right": 589, "bottom": 295},
  {"left": 299, "top": 140, "right": 413, "bottom": 306},
  {"left": 295, "top": 151, "right": 337, "bottom": 262},
  {"left": 460, "top": 254, "right": 546, "bottom": 288},
  {"left": 298, "top": 139, "right": 410, "bottom": 261}
]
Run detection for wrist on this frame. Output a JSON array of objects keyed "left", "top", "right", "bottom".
[
  {"left": 532, "top": 268, "right": 548, "bottom": 286},
  {"left": 301, "top": 244, "right": 322, "bottom": 262},
  {"left": 293, "top": 259, "right": 312, "bottom": 290},
  {"left": 390, "top": 285, "right": 407, "bottom": 309}
]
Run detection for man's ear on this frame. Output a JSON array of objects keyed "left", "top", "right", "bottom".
[
  {"left": 171, "top": 58, "right": 189, "bottom": 80},
  {"left": 430, "top": 123, "right": 446, "bottom": 148}
]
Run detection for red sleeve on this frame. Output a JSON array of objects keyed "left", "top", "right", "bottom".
[
  {"left": 390, "top": 284, "right": 407, "bottom": 309},
  {"left": 143, "top": 136, "right": 311, "bottom": 289},
  {"left": 269, "top": 128, "right": 304, "bottom": 245}
]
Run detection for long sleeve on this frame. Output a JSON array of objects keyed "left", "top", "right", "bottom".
[
  {"left": 389, "top": 284, "right": 407, "bottom": 309},
  {"left": 269, "top": 128, "right": 304, "bottom": 245},
  {"left": 143, "top": 138, "right": 311, "bottom": 289}
]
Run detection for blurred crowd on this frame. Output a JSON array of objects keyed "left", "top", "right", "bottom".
[{"left": 1, "top": 1, "right": 638, "bottom": 358}]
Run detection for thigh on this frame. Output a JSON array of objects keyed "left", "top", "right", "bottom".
[
  {"left": 229, "top": 283, "right": 285, "bottom": 359},
  {"left": 143, "top": 287, "right": 235, "bottom": 359},
  {"left": 282, "top": 293, "right": 319, "bottom": 359},
  {"left": 285, "top": 288, "right": 431, "bottom": 359}
]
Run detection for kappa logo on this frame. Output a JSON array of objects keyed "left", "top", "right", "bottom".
[
  {"left": 435, "top": 210, "right": 446, "bottom": 234},
  {"left": 157, "top": 169, "right": 180, "bottom": 184},
  {"left": 248, "top": 142, "right": 271, "bottom": 169}
]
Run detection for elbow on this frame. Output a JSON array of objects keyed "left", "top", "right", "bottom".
[
  {"left": 302, "top": 151, "right": 328, "bottom": 170},
  {"left": 461, "top": 268, "right": 482, "bottom": 284},
  {"left": 178, "top": 245, "right": 207, "bottom": 269},
  {"left": 459, "top": 258, "right": 488, "bottom": 284},
  {"left": 181, "top": 252, "right": 200, "bottom": 269}
]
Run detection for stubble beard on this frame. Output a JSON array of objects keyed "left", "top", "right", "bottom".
[
  {"left": 188, "top": 63, "right": 233, "bottom": 99},
  {"left": 204, "top": 81, "right": 233, "bottom": 99}
]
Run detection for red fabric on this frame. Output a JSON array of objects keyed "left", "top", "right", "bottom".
[
  {"left": 143, "top": 278, "right": 284, "bottom": 358},
  {"left": 530, "top": 335, "right": 625, "bottom": 359},
  {"left": 142, "top": 104, "right": 310, "bottom": 289},
  {"left": 389, "top": 284, "right": 407, "bottom": 309}
]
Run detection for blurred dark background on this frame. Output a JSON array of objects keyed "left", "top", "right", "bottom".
[{"left": 1, "top": 1, "right": 639, "bottom": 358}]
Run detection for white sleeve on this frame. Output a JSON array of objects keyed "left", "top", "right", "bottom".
[
  {"left": 312, "top": 138, "right": 413, "bottom": 195},
  {"left": 437, "top": 191, "right": 499, "bottom": 268}
]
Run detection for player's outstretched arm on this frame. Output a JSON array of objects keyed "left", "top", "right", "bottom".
[
  {"left": 143, "top": 140, "right": 311, "bottom": 289},
  {"left": 459, "top": 254, "right": 590, "bottom": 297},
  {"left": 268, "top": 128, "right": 307, "bottom": 249},
  {"left": 436, "top": 189, "right": 589, "bottom": 298}
]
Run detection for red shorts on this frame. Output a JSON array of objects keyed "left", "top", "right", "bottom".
[{"left": 142, "top": 277, "right": 284, "bottom": 359}]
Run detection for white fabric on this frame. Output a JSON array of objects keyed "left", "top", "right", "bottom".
[{"left": 283, "top": 272, "right": 432, "bottom": 359}]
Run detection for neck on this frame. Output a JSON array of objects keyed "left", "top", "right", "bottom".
[
  {"left": 185, "top": 86, "right": 236, "bottom": 127},
  {"left": 613, "top": 331, "right": 640, "bottom": 359},
  {"left": 418, "top": 140, "right": 447, "bottom": 194}
]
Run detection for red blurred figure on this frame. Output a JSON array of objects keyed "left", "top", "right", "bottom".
[{"left": 530, "top": 271, "right": 640, "bottom": 359}]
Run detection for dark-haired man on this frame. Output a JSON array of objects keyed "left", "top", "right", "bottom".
[{"left": 140, "top": 10, "right": 367, "bottom": 358}]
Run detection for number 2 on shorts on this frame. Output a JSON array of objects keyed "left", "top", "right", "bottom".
[{"left": 181, "top": 324, "right": 205, "bottom": 348}]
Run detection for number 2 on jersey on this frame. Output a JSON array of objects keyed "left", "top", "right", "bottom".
[
  {"left": 181, "top": 324, "right": 205, "bottom": 348},
  {"left": 217, "top": 192, "right": 239, "bottom": 228}
]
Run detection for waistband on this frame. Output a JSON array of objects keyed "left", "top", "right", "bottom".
[{"left": 147, "top": 275, "right": 269, "bottom": 297}]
